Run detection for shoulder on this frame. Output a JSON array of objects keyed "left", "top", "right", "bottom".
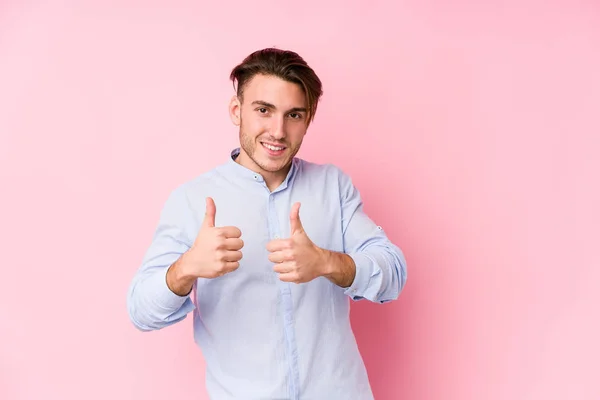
[
  {"left": 163, "top": 165, "right": 223, "bottom": 208},
  {"left": 295, "top": 158, "right": 355, "bottom": 191},
  {"left": 295, "top": 158, "right": 351, "bottom": 181},
  {"left": 295, "top": 158, "right": 362, "bottom": 205}
]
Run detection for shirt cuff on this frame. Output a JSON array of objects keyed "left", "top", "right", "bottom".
[
  {"left": 343, "top": 252, "right": 373, "bottom": 301},
  {"left": 147, "top": 266, "right": 192, "bottom": 311}
]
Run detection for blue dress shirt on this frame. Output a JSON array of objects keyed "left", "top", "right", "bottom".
[{"left": 127, "top": 148, "right": 407, "bottom": 399}]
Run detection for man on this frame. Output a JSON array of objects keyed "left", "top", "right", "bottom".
[{"left": 127, "top": 48, "right": 407, "bottom": 400}]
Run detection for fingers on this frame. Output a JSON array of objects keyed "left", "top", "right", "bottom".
[
  {"left": 277, "top": 272, "right": 298, "bottom": 283},
  {"left": 218, "top": 226, "right": 242, "bottom": 238},
  {"left": 202, "top": 198, "right": 243, "bottom": 240},
  {"left": 210, "top": 252, "right": 242, "bottom": 278},
  {"left": 224, "top": 261, "right": 240, "bottom": 270},
  {"left": 273, "top": 261, "right": 293, "bottom": 274},
  {"left": 266, "top": 238, "right": 292, "bottom": 253},
  {"left": 268, "top": 250, "right": 294, "bottom": 264},
  {"left": 203, "top": 197, "right": 216, "bottom": 228},
  {"left": 214, "top": 261, "right": 240, "bottom": 276},
  {"left": 289, "top": 202, "right": 304, "bottom": 234},
  {"left": 223, "top": 237, "right": 244, "bottom": 251},
  {"left": 222, "top": 250, "right": 243, "bottom": 262}
]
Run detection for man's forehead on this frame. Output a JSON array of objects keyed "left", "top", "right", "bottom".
[{"left": 243, "top": 84, "right": 306, "bottom": 109}]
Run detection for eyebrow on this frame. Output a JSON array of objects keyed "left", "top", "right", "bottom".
[{"left": 251, "top": 100, "right": 307, "bottom": 114}]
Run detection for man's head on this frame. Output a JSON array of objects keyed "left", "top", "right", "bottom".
[{"left": 228, "top": 48, "right": 323, "bottom": 181}]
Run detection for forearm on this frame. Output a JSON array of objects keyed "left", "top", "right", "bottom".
[
  {"left": 127, "top": 185, "right": 198, "bottom": 331},
  {"left": 321, "top": 250, "right": 356, "bottom": 288},
  {"left": 334, "top": 166, "right": 408, "bottom": 303},
  {"left": 166, "top": 252, "right": 197, "bottom": 296},
  {"left": 127, "top": 258, "right": 195, "bottom": 331},
  {"left": 342, "top": 242, "right": 407, "bottom": 303}
]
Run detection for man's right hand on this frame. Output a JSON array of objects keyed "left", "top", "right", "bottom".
[{"left": 166, "top": 197, "right": 243, "bottom": 296}]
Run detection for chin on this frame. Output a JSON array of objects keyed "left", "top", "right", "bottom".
[
  {"left": 259, "top": 161, "right": 288, "bottom": 173},
  {"left": 254, "top": 155, "right": 289, "bottom": 171}
]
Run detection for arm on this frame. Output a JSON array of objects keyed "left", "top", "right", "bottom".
[
  {"left": 126, "top": 185, "right": 197, "bottom": 331},
  {"left": 321, "top": 251, "right": 356, "bottom": 288},
  {"left": 325, "top": 168, "right": 407, "bottom": 304}
]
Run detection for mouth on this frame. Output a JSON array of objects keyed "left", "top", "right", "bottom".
[{"left": 260, "top": 142, "right": 287, "bottom": 156}]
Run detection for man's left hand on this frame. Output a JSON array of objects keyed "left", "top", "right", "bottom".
[{"left": 266, "top": 202, "right": 327, "bottom": 283}]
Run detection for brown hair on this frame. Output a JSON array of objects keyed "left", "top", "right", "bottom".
[{"left": 230, "top": 48, "right": 323, "bottom": 124}]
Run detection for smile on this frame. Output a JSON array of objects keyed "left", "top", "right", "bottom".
[{"left": 261, "top": 142, "right": 286, "bottom": 151}]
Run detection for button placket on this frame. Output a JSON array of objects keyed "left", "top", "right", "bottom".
[{"left": 269, "top": 195, "right": 279, "bottom": 239}]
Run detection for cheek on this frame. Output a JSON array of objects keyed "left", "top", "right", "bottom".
[
  {"left": 243, "top": 116, "right": 268, "bottom": 135},
  {"left": 288, "top": 127, "right": 307, "bottom": 143}
]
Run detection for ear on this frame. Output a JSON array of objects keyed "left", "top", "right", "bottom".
[{"left": 228, "top": 95, "right": 241, "bottom": 126}]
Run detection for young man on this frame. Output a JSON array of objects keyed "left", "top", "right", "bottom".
[{"left": 127, "top": 48, "right": 407, "bottom": 400}]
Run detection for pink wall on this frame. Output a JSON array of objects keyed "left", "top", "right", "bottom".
[{"left": 1, "top": 1, "right": 599, "bottom": 399}]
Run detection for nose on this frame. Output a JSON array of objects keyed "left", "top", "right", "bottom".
[{"left": 270, "top": 115, "right": 286, "bottom": 140}]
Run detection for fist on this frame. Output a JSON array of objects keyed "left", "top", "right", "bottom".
[
  {"left": 184, "top": 197, "right": 244, "bottom": 279},
  {"left": 266, "top": 202, "right": 326, "bottom": 283}
]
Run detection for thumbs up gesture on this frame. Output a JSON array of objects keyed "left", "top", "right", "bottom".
[
  {"left": 183, "top": 197, "right": 244, "bottom": 279},
  {"left": 266, "top": 202, "right": 326, "bottom": 284},
  {"left": 167, "top": 197, "right": 244, "bottom": 295}
]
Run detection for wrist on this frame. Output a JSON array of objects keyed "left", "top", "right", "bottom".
[
  {"left": 166, "top": 252, "right": 196, "bottom": 296},
  {"left": 318, "top": 247, "right": 334, "bottom": 278},
  {"left": 319, "top": 249, "right": 356, "bottom": 288},
  {"left": 176, "top": 251, "right": 198, "bottom": 280}
]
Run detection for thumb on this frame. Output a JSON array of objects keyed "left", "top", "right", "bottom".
[
  {"left": 290, "top": 202, "right": 304, "bottom": 234},
  {"left": 203, "top": 197, "right": 216, "bottom": 228}
]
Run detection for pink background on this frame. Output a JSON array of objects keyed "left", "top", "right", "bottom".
[{"left": 1, "top": 1, "right": 599, "bottom": 399}]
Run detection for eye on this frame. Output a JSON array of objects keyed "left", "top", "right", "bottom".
[
  {"left": 257, "top": 107, "right": 268, "bottom": 114},
  {"left": 289, "top": 113, "right": 303, "bottom": 119}
]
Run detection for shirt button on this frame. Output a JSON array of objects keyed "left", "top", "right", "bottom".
[
  {"left": 274, "top": 235, "right": 280, "bottom": 239},
  {"left": 253, "top": 175, "right": 258, "bottom": 180}
]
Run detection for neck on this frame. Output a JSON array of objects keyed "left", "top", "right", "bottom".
[{"left": 235, "top": 151, "right": 290, "bottom": 191}]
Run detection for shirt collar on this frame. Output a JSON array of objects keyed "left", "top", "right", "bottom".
[{"left": 224, "top": 147, "right": 298, "bottom": 191}]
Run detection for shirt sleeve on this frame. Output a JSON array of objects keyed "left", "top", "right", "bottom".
[
  {"left": 126, "top": 185, "right": 197, "bottom": 331},
  {"left": 336, "top": 168, "right": 408, "bottom": 303}
]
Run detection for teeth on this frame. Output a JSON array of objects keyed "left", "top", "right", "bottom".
[{"left": 263, "top": 143, "right": 284, "bottom": 151}]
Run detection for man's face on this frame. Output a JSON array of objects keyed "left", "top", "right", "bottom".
[{"left": 229, "top": 74, "right": 309, "bottom": 175}]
